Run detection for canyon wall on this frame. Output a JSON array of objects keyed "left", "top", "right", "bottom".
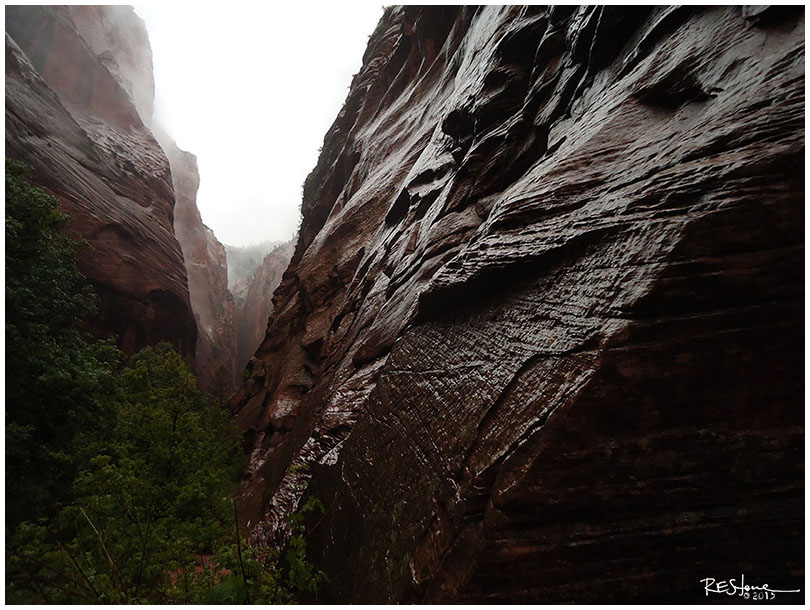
[
  {"left": 66, "top": 6, "right": 240, "bottom": 389},
  {"left": 226, "top": 240, "right": 282, "bottom": 288},
  {"left": 6, "top": 6, "right": 239, "bottom": 386},
  {"left": 234, "top": 6, "right": 804, "bottom": 603},
  {"left": 160, "top": 135, "right": 240, "bottom": 389},
  {"left": 5, "top": 5, "right": 196, "bottom": 358},
  {"left": 62, "top": 7, "right": 241, "bottom": 388}
]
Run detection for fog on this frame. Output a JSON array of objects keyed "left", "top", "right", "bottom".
[
  {"left": 133, "top": 3, "right": 384, "bottom": 247},
  {"left": 224, "top": 240, "right": 281, "bottom": 289}
]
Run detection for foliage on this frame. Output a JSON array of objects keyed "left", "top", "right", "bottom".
[
  {"left": 6, "top": 344, "right": 243, "bottom": 603},
  {"left": 5, "top": 162, "right": 327, "bottom": 604},
  {"left": 208, "top": 365, "right": 235, "bottom": 408},
  {"left": 5, "top": 159, "right": 122, "bottom": 529},
  {"left": 198, "top": 494, "right": 328, "bottom": 604},
  {"left": 7, "top": 344, "right": 326, "bottom": 604},
  {"left": 285, "top": 495, "right": 328, "bottom": 596}
]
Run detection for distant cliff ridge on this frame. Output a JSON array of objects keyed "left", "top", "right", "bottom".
[
  {"left": 232, "top": 241, "right": 294, "bottom": 374},
  {"left": 232, "top": 5, "right": 804, "bottom": 603},
  {"left": 159, "top": 133, "right": 240, "bottom": 389}
]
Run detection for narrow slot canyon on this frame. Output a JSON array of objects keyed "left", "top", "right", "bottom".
[{"left": 4, "top": 4, "right": 804, "bottom": 605}]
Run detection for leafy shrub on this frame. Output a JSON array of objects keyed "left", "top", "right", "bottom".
[
  {"left": 5, "top": 159, "right": 122, "bottom": 529},
  {"left": 5, "top": 161, "right": 327, "bottom": 604}
]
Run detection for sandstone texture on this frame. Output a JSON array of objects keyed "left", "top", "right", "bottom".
[
  {"left": 6, "top": 6, "right": 241, "bottom": 386},
  {"left": 63, "top": 6, "right": 241, "bottom": 388},
  {"left": 232, "top": 241, "right": 294, "bottom": 376},
  {"left": 65, "top": 5, "right": 156, "bottom": 124},
  {"left": 233, "top": 6, "right": 804, "bottom": 603},
  {"left": 159, "top": 132, "right": 240, "bottom": 389},
  {"left": 6, "top": 5, "right": 196, "bottom": 358}
]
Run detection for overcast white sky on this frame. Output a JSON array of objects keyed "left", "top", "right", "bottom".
[{"left": 133, "top": 3, "right": 384, "bottom": 247}]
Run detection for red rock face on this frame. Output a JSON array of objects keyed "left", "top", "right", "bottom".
[
  {"left": 5, "top": 5, "right": 196, "bottom": 359},
  {"left": 233, "top": 242, "right": 294, "bottom": 377},
  {"left": 6, "top": 6, "right": 242, "bottom": 387},
  {"left": 233, "top": 6, "right": 804, "bottom": 603},
  {"left": 159, "top": 133, "right": 240, "bottom": 390},
  {"left": 69, "top": 5, "right": 242, "bottom": 389},
  {"left": 66, "top": 5, "right": 155, "bottom": 124}
]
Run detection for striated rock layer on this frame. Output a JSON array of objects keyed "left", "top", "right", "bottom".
[
  {"left": 234, "top": 6, "right": 804, "bottom": 603},
  {"left": 65, "top": 5, "right": 156, "bottom": 125},
  {"left": 66, "top": 5, "right": 242, "bottom": 388},
  {"left": 6, "top": 5, "right": 240, "bottom": 386},
  {"left": 5, "top": 5, "right": 196, "bottom": 358}
]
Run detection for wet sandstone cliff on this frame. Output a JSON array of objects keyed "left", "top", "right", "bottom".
[
  {"left": 160, "top": 133, "right": 240, "bottom": 389},
  {"left": 5, "top": 5, "right": 196, "bottom": 358},
  {"left": 234, "top": 6, "right": 804, "bottom": 603},
  {"left": 5, "top": 6, "right": 239, "bottom": 385},
  {"left": 65, "top": 5, "right": 241, "bottom": 389}
]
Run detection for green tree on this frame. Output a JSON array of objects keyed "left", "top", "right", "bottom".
[
  {"left": 208, "top": 364, "right": 235, "bottom": 409},
  {"left": 7, "top": 344, "right": 243, "bottom": 603},
  {"left": 5, "top": 159, "right": 121, "bottom": 530},
  {"left": 200, "top": 493, "right": 328, "bottom": 604},
  {"left": 5, "top": 162, "right": 327, "bottom": 604}
]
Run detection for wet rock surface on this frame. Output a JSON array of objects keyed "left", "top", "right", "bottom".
[
  {"left": 233, "top": 6, "right": 804, "bottom": 603},
  {"left": 5, "top": 5, "right": 196, "bottom": 358},
  {"left": 160, "top": 134, "right": 239, "bottom": 389}
]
